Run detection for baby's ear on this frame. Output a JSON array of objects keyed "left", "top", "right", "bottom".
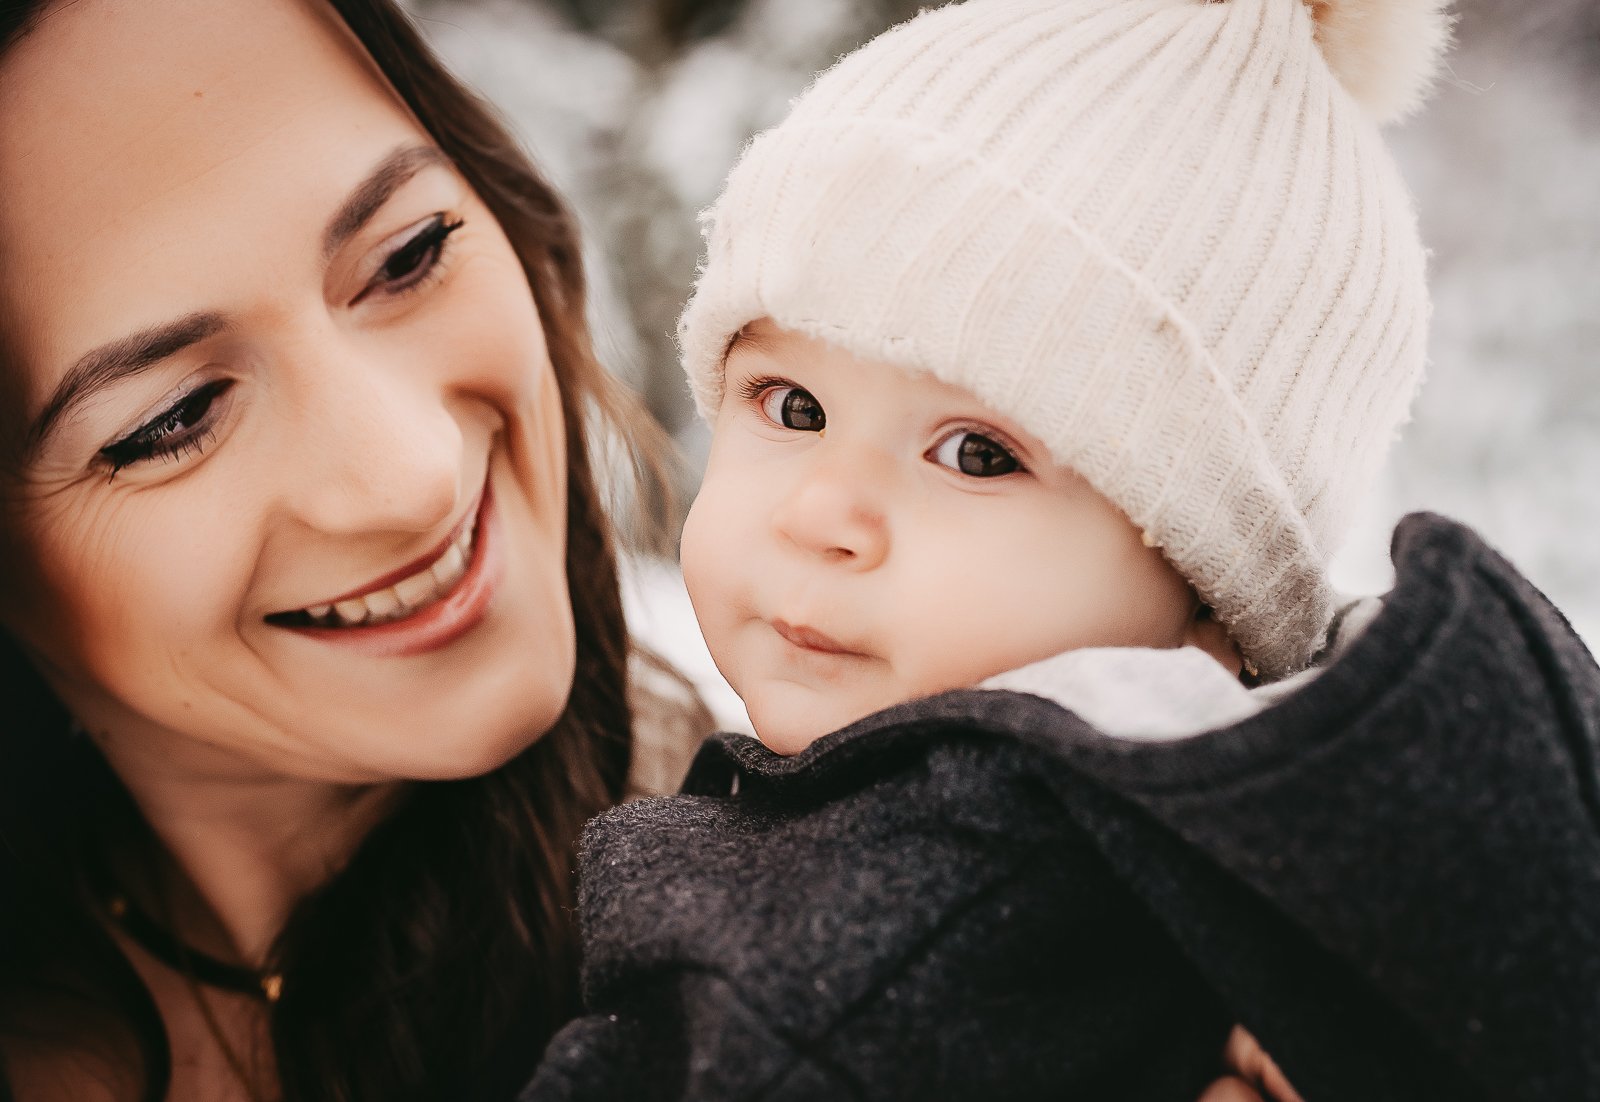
[{"left": 1183, "top": 604, "right": 1245, "bottom": 677}]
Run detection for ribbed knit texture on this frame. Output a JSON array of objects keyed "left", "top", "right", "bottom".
[{"left": 679, "top": 0, "right": 1438, "bottom": 678}]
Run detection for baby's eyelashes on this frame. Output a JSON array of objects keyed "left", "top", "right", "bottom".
[
  {"left": 737, "top": 375, "right": 827, "bottom": 432},
  {"left": 760, "top": 385, "right": 825, "bottom": 432},
  {"left": 730, "top": 363, "right": 1025, "bottom": 480},
  {"left": 927, "top": 429, "right": 1024, "bottom": 478}
]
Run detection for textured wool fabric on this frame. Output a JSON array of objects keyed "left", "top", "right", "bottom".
[
  {"left": 678, "top": 0, "right": 1446, "bottom": 678},
  {"left": 523, "top": 514, "right": 1600, "bottom": 1100},
  {"left": 534, "top": 739, "right": 1232, "bottom": 1101}
]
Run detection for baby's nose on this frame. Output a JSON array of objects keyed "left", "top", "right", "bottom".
[{"left": 775, "top": 456, "right": 889, "bottom": 570}]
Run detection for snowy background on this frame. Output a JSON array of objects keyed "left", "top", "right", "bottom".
[{"left": 404, "top": 0, "right": 1599, "bottom": 719}]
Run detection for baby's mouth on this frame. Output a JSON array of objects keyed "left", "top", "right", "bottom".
[
  {"left": 266, "top": 502, "right": 482, "bottom": 630},
  {"left": 771, "top": 618, "right": 869, "bottom": 658}
]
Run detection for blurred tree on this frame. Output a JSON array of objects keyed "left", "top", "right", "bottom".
[{"left": 1461, "top": 0, "right": 1600, "bottom": 80}]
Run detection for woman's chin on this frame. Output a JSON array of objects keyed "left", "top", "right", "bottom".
[
  {"left": 409, "top": 678, "right": 574, "bottom": 780},
  {"left": 269, "top": 655, "right": 573, "bottom": 784},
  {"left": 404, "top": 729, "right": 546, "bottom": 781}
]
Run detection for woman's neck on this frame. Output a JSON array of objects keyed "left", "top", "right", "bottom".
[{"left": 93, "top": 729, "right": 403, "bottom": 966}]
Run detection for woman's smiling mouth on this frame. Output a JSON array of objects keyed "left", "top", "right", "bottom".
[
  {"left": 299, "top": 507, "right": 479, "bottom": 628},
  {"left": 265, "top": 475, "right": 502, "bottom": 656}
]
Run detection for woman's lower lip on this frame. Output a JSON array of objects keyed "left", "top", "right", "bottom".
[{"left": 279, "top": 481, "right": 502, "bottom": 658}]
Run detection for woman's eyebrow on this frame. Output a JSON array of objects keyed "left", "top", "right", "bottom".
[
  {"left": 24, "top": 143, "right": 453, "bottom": 458},
  {"left": 323, "top": 143, "right": 451, "bottom": 259},
  {"left": 26, "top": 311, "right": 231, "bottom": 456}
]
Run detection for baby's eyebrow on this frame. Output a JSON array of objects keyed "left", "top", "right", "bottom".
[{"left": 725, "top": 324, "right": 775, "bottom": 359}]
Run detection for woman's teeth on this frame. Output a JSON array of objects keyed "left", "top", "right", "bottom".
[{"left": 302, "top": 513, "right": 478, "bottom": 628}]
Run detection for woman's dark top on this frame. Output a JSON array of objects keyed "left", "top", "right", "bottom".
[{"left": 521, "top": 512, "right": 1600, "bottom": 1101}]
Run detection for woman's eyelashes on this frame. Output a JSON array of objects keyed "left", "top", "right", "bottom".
[
  {"left": 92, "top": 214, "right": 463, "bottom": 479},
  {"left": 352, "top": 213, "right": 465, "bottom": 305},
  {"left": 98, "top": 378, "right": 236, "bottom": 478}
]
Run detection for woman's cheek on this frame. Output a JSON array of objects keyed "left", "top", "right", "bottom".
[
  {"left": 38, "top": 494, "right": 249, "bottom": 688},
  {"left": 434, "top": 222, "right": 551, "bottom": 402}
]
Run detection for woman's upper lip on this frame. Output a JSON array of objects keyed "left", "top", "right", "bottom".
[
  {"left": 771, "top": 618, "right": 866, "bottom": 656},
  {"left": 282, "top": 487, "right": 485, "bottom": 612}
]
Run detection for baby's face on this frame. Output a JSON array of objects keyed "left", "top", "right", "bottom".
[{"left": 682, "top": 320, "right": 1197, "bottom": 754}]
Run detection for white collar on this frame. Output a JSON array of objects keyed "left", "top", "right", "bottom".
[{"left": 980, "top": 597, "right": 1384, "bottom": 742}]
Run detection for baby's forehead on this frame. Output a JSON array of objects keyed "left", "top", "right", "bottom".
[
  {"left": 724, "top": 318, "right": 786, "bottom": 358},
  {"left": 725, "top": 319, "right": 987, "bottom": 405}
]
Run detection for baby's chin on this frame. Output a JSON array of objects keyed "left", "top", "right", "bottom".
[
  {"left": 751, "top": 715, "right": 833, "bottom": 757},
  {"left": 748, "top": 692, "right": 905, "bottom": 757}
]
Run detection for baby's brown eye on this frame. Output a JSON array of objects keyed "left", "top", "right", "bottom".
[
  {"left": 929, "top": 430, "right": 1021, "bottom": 478},
  {"left": 759, "top": 385, "right": 825, "bottom": 431}
]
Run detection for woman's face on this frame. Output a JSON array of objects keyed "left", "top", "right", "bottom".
[{"left": 0, "top": 0, "right": 577, "bottom": 783}]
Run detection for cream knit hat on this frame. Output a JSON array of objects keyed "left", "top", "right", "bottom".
[{"left": 678, "top": 0, "right": 1451, "bottom": 679}]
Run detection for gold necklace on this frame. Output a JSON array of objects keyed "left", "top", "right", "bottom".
[
  {"left": 106, "top": 893, "right": 284, "bottom": 1003},
  {"left": 105, "top": 889, "right": 281, "bottom": 1102}
]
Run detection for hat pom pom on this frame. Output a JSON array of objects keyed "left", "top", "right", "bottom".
[{"left": 1308, "top": 0, "right": 1454, "bottom": 123}]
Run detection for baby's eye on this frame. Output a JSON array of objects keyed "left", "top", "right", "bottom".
[
  {"left": 758, "top": 385, "right": 825, "bottom": 432},
  {"left": 928, "top": 429, "right": 1022, "bottom": 478}
]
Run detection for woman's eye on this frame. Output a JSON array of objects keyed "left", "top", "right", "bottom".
[
  {"left": 758, "top": 385, "right": 825, "bottom": 432},
  {"left": 359, "top": 214, "right": 464, "bottom": 301},
  {"left": 928, "top": 430, "right": 1022, "bottom": 478},
  {"left": 99, "top": 379, "right": 235, "bottom": 476}
]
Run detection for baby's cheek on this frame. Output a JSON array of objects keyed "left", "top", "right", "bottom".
[
  {"left": 678, "top": 497, "right": 721, "bottom": 620},
  {"left": 678, "top": 493, "right": 746, "bottom": 679},
  {"left": 893, "top": 596, "right": 1070, "bottom": 696},
  {"left": 889, "top": 560, "right": 1041, "bottom": 689}
]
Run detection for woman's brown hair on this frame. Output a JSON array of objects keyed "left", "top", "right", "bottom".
[{"left": 0, "top": 1, "right": 663, "bottom": 1097}]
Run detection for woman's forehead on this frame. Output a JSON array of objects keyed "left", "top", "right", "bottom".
[{"left": 0, "top": 0, "right": 424, "bottom": 389}]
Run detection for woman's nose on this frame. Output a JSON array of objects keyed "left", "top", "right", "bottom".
[
  {"left": 774, "top": 450, "right": 890, "bottom": 571},
  {"left": 283, "top": 347, "right": 464, "bottom": 538}
]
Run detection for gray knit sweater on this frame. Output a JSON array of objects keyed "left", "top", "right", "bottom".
[{"left": 522, "top": 514, "right": 1600, "bottom": 1101}]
